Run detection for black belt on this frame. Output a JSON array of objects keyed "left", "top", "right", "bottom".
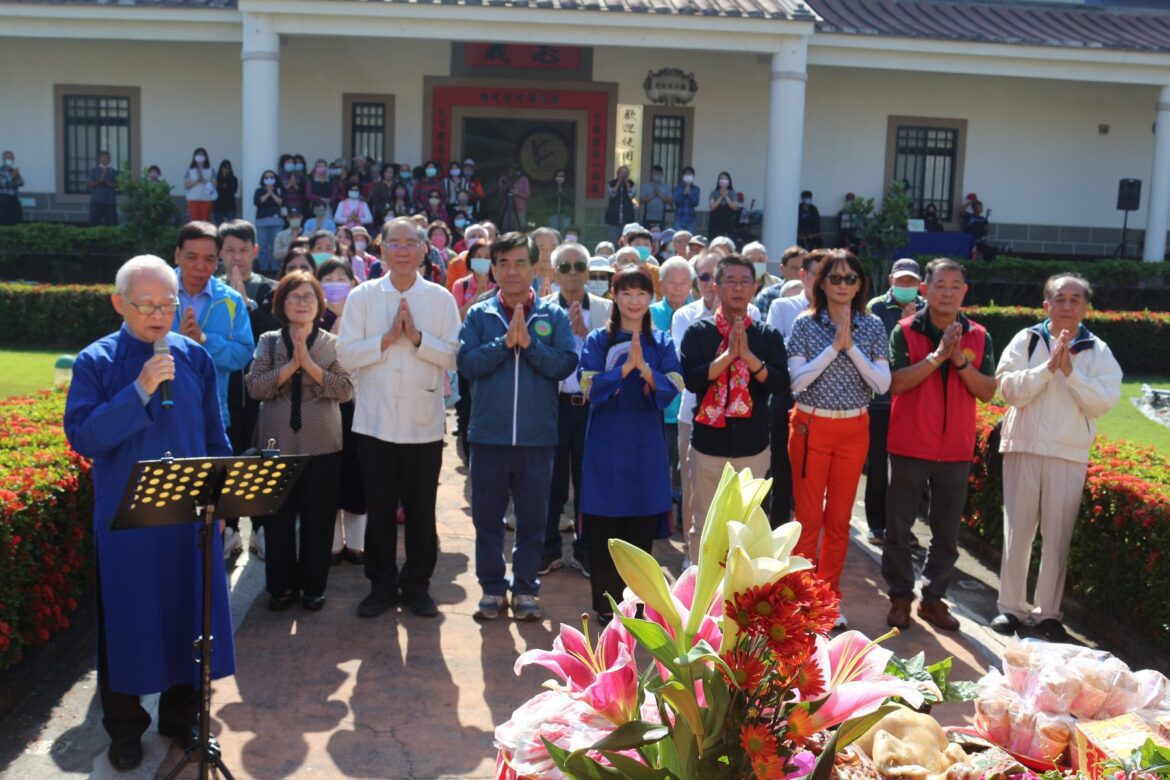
[{"left": 559, "top": 393, "right": 588, "bottom": 406}]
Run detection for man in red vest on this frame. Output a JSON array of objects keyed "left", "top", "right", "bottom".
[{"left": 883, "top": 258, "right": 996, "bottom": 632}]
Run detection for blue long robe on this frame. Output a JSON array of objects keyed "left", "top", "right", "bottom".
[{"left": 64, "top": 327, "right": 236, "bottom": 695}]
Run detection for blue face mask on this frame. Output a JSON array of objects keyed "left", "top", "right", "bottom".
[
  {"left": 470, "top": 258, "right": 491, "bottom": 276},
  {"left": 635, "top": 246, "right": 651, "bottom": 262},
  {"left": 892, "top": 285, "right": 919, "bottom": 305},
  {"left": 312, "top": 252, "right": 333, "bottom": 264},
  {"left": 401, "top": 171, "right": 412, "bottom": 180}
]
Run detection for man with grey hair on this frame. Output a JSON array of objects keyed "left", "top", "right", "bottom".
[
  {"left": 612, "top": 245, "right": 640, "bottom": 269},
  {"left": 65, "top": 255, "right": 235, "bottom": 771},
  {"left": 651, "top": 256, "right": 695, "bottom": 526},
  {"left": 742, "top": 241, "right": 781, "bottom": 297}
]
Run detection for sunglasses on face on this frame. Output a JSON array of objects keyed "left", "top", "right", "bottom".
[
  {"left": 697, "top": 272, "right": 714, "bottom": 283},
  {"left": 827, "top": 273, "right": 860, "bottom": 286},
  {"left": 557, "top": 261, "right": 588, "bottom": 274}
]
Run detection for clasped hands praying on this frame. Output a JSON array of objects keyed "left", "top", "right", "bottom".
[
  {"left": 712, "top": 317, "right": 764, "bottom": 379},
  {"left": 381, "top": 297, "right": 423, "bottom": 351}
]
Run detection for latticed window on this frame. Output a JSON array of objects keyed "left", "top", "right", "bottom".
[
  {"left": 62, "top": 95, "right": 131, "bottom": 194},
  {"left": 351, "top": 102, "right": 386, "bottom": 161},
  {"left": 649, "top": 115, "right": 686, "bottom": 187},
  {"left": 894, "top": 125, "right": 958, "bottom": 220}
]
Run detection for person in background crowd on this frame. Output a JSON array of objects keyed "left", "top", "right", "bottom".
[
  {"left": 281, "top": 246, "right": 317, "bottom": 277},
  {"left": 423, "top": 190, "right": 450, "bottom": 225},
  {"left": 672, "top": 166, "right": 700, "bottom": 233},
  {"left": 923, "top": 203, "right": 944, "bottom": 233},
  {"left": 217, "top": 219, "right": 279, "bottom": 559},
  {"left": 548, "top": 169, "right": 573, "bottom": 234},
  {"left": 837, "top": 193, "right": 860, "bottom": 253},
  {"left": 145, "top": 165, "right": 164, "bottom": 183},
  {"left": 530, "top": 227, "right": 561, "bottom": 297},
  {"left": 306, "top": 159, "right": 334, "bottom": 215},
  {"left": 304, "top": 201, "right": 336, "bottom": 235},
  {"left": 706, "top": 172, "right": 739, "bottom": 240},
  {"left": 350, "top": 226, "right": 376, "bottom": 282},
  {"left": 443, "top": 161, "right": 469, "bottom": 208},
  {"left": 458, "top": 232, "right": 577, "bottom": 622},
  {"left": 497, "top": 164, "right": 531, "bottom": 232},
  {"left": 462, "top": 159, "right": 484, "bottom": 205},
  {"left": 743, "top": 241, "right": 781, "bottom": 298},
  {"left": 708, "top": 236, "right": 735, "bottom": 258},
  {"left": 768, "top": 249, "right": 823, "bottom": 341},
  {"left": 273, "top": 206, "right": 303, "bottom": 268},
  {"left": 452, "top": 238, "right": 495, "bottom": 459},
  {"left": 640, "top": 164, "right": 672, "bottom": 228},
  {"left": 246, "top": 271, "right": 353, "bottom": 611},
  {"left": 678, "top": 254, "right": 781, "bottom": 566},
  {"left": 396, "top": 163, "right": 415, "bottom": 201},
  {"left": 427, "top": 221, "right": 454, "bottom": 272},
  {"left": 650, "top": 256, "right": 695, "bottom": 524},
  {"left": 369, "top": 163, "right": 399, "bottom": 225},
  {"left": 335, "top": 181, "right": 373, "bottom": 229},
  {"left": 605, "top": 165, "right": 636, "bottom": 245},
  {"left": 797, "top": 190, "right": 823, "bottom": 250},
  {"left": 991, "top": 274, "right": 1121, "bottom": 643},
  {"left": 0, "top": 150, "right": 24, "bottom": 225},
  {"left": 779, "top": 244, "right": 805, "bottom": 282},
  {"left": 671, "top": 229, "right": 693, "bottom": 259},
  {"left": 594, "top": 241, "right": 615, "bottom": 259},
  {"left": 477, "top": 219, "right": 498, "bottom": 242},
  {"left": 579, "top": 265, "right": 682, "bottom": 622},
  {"left": 450, "top": 190, "right": 476, "bottom": 231},
  {"left": 87, "top": 150, "right": 120, "bottom": 227},
  {"left": 64, "top": 255, "right": 235, "bottom": 772},
  {"left": 587, "top": 256, "right": 615, "bottom": 299},
  {"left": 445, "top": 223, "right": 488, "bottom": 293},
  {"left": 307, "top": 229, "right": 338, "bottom": 268},
  {"left": 787, "top": 250, "right": 889, "bottom": 630},
  {"left": 282, "top": 153, "right": 308, "bottom": 216},
  {"left": 962, "top": 196, "right": 994, "bottom": 262},
  {"left": 864, "top": 258, "right": 925, "bottom": 545},
  {"left": 753, "top": 245, "right": 805, "bottom": 318},
  {"left": 212, "top": 160, "right": 238, "bottom": 225},
  {"left": 316, "top": 259, "right": 368, "bottom": 567},
  {"left": 182, "top": 147, "right": 216, "bottom": 222},
  {"left": 385, "top": 181, "right": 415, "bottom": 220},
  {"left": 338, "top": 218, "right": 462, "bottom": 619},
  {"left": 655, "top": 228, "right": 675, "bottom": 263},
  {"left": 687, "top": 235, "right": 707, "bottom": 257},
  {"left": 413, "top": 160, "right": 444, "bottom": 213},
  {"left": 623, "top": 228, "right": 662, "bottom": 299},
  {"left": 883, "top": 258, "right": 996, "bottom": 633},
  {"left": 253, "top": 169, "right": 285, "bottom": 274},
  {"left": 540, "top": 241, "right": 611, "bottom": 579}
]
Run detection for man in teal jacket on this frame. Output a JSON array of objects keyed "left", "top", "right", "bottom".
[
  {"left": 458, "top": 231, "right": 577, "bottom": 622},
  {"left": 171, "top": 221, "right": 255, "bottom": 430}
]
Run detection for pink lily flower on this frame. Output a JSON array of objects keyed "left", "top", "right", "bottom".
[
  {"left": 641, "top": 566, "right": 723, "bottom": 650},
  {"left": 515, "top": 601, "right": 641, "bottom": 725}
]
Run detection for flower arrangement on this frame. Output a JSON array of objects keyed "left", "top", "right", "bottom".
[{"left": 495, "top": 465, "right": 940, "bottom": 779}]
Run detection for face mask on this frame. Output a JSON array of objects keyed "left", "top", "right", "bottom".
[
  {"left": 312, "top": 252, "right": 333, "bottom": 264},
  {"left": 454, "top": 218, "right": 468, "bottom": 229},
  {"left": 429, "top": 199, "right": 441, "bottom": 209},
  {"left": 316, "top": 166, "right": 327, "bottom": 176},
  {"left": 719, "top": 178, "right": 730, "bottom": 188},
  {"left": 348, "top": 191, "right": 361, "bottom": 200},
  {"left": 284, "top": 163, "right": 295, "bottom": 173},
  {"left": 295, "top": 162, "right": 305, "bottom": 172},
  {"left": 555, "top": 177, "right": 565, "bottom": 185},
  {"left": 587, "top": 280, "right": 610, "bottom": 297},
  {"left": 401, "top": 170, "right": 412, "bottom": 180},
  {"left": 463, "top": 168, "right": 474, "bottom": 178},
  {"left": 3, "top": 159, "right": 14, "bottom": 168},
  {"left": 683, "top": 174, "right": 694, "bottom": 184},
  {"left": 354, "top": 239, "right": 367, "bottom": 252},
  {"left": 425, "top": 167, "right": 438, "bottom": 178},
  {"left": 148, "top": 172, "right": 160, "bottom": 181},
  {"left": 450, "top": 169, "right": 461, "bottom": 178},
  {"left": 651, "top": 231, "right": 662, "bottom": 243},
  {"left": 329, "top": 167, "right": 343, "bottom": 177},
  {"left": 892, "top": 285, "right": 919, "bottom": 305},
  {"left": 322, "top": 281, "right": 350, "bottom": 303},
  {"left": 470, "top": 258, "right": 491, "bottom": 275},
  {"left": 752, "top": 262, "right": 767, "bottom": 279},
  {"left": 194, "top": 154, "right": 206, "bottom": 164},
  {"left": 651, "top": 175, "right": 662, "bottom": 183},
  {"left": 565, "top": 234, "right": 578, "bottom": 243},
  {"left": 635, "top": 246, "right": 651, "bottom": 262},
  {"left": 289, "top": 218, "right": 302, "bottom": 227},
  {"left": 263, "top": 177, "right": 276, "bottom": 186}
]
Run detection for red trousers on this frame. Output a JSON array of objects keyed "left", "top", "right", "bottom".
[
  {"left": 789, "top": 409, "right": 869, "bottom": 597},
  {"left": 187, "top": 200, "right": 213, "bottom": 222}
]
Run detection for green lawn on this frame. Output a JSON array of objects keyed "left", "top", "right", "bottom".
[
  {"left": 1096, "top": 376, "right": 1170, "bottom": 452},
  {"left": 0, "top": 348, "right": 75, "bottom": 400}
]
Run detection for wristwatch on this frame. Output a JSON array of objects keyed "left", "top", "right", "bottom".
[
  {"left": 926, "top": 352, "right": 941, "bottom": 368},
  {"left": 956, "top": 358, "right": 971, "bottom": 370}
]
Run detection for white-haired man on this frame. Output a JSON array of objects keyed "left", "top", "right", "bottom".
[
  {"left": 65, "top": 255, "right": 235, "bottom": 771},
  {"left": 742, "top": 241, "right": 781, "bottom": 297},
  {"left": 651, "top": 256, "right": 695, "bottom": 528}
]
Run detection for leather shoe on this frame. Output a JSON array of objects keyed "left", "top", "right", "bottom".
[
  {"left": 887, "top": 598, "right": 913, "bottom": 630},
  {"left": 990, "top": 612, "right": 1021, "bottom": 635},
  {"left": 1037, "top": 618, "right": 1070, "bottom": 643},
  {"left": 301, "top": 595, "right": 326, "bottom": 612},
  {"left": 107, "top": 739, "right": 142, "bottom": 771},
  {"left": 918, "top": 600, "right": 960, "bottom": 632},
  {"left": 268, "top": 591, "right": 296, "bottom": 611},
  {"left": 357, "top": 590, "right": 398, "bottom": 618},
  {"left": 404, "top": 590, "right": 439, "bottom": 617}
]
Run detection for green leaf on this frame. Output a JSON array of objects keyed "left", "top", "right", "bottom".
[
  {"left": 810, "top": 728, "right": 840, "bottom": 780},
  {"left": 836, "top": 704, "right": 904, "bottom": 749},
  {"left": 944, "top": 679, "right": 979, "bottom": 704},
  {"left": 614, "top": 611, "right": 683, "bottom": 678},
  {"left": 592, "top": 720, "right": 670, "bottom": 751},
  {"left": 542, "top": 736, "right": 574, "bottom": 773},
  {"left": 598, "top": 751, "right": 677, "bottom": 779},
  {"left": 564, "top": 750, "right": 625, "bottom": 779}
]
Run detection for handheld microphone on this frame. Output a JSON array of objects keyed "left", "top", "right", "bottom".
[{"left": 153, "top": 338, "right": 174, "bottom": 409}]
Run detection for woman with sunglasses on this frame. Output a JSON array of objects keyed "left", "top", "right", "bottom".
[{"left": 785, "top": 249, "right": 890, "bottom": 630}]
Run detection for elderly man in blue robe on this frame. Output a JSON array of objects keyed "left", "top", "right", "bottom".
[{"left": 64, "top": 254, "right": 235, "bottom": 772}]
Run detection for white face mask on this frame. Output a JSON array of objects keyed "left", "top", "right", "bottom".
[
  {"left": 355, "top": 239, "right": 367, "bottom": 252},
  {"left": 263, "top": 177, "right": 276, "bottom": 186},
  {"left": 194, "top": 154, "right": 206, "bottom": 164},
  {"left": 752, "top": 262, "right": 767, "bottom": 278},
  {"left": 719, "top": 178, "right": 730, "bottom": 188},
  {"left": 587, "top": 279, "right": 610, "bottom": 297},
  {"left": 683, "top": 174, "right": 694, "bottom": 184},
  {"left": 348, "top": 191, "right": 360, "bottom": 200},
  {"left": 565, "top": 234, "right": 578, "bottom": 243},
  {"left": 470, "top": 257, "right": 492, "bottom": 275}
]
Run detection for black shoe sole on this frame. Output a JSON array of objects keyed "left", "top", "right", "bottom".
[
  {"left": 357, "top": 595, "right": 398, "bottom": 618},
  {"left": 107, "top": 741, "right": 142, "bottom": 771},
  {"left": 302, "top": 596, "right": 326, "bottom": 611}
]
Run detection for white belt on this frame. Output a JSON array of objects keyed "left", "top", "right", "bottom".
[{"left": 795, "top": 403, "right": 867, "bottom": 419}]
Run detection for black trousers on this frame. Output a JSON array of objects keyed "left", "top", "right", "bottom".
[
  {"left": 224, "top": 369, "right": 263, "bottom": 533},
  {"left": 768, "top": 396, "right": 794, "bottom": 529},
  {"left": 544, "top": 396, "right": 590, "bottom": 563},
  {"left": 455, "top": 374, "right": 472, "bottom": 454},
  {"left": 586, "top": 514, "right": 656, "bottom": 615},
  {"left": 357, "top": 435, "right": 443, "bottom": 598},
  {"left": 864, "top": 407, "right": 891, "bottom": 533},
  {"left": 263, "top": 451, "right": 342, "bottom": 598},
  {"left": 89, "top": 201, "right": 118, "bottom": 226},
  {"left": 96, "top": 559, "right": 195, "bottom": 742}
]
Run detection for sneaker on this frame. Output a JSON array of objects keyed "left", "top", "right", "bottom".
[
  {"left": 558, "top": 515, "right": 575, "bottom": 533},
  {"left": 249, "top": 526, "right": 266, "bottom": 560},
  {"left": 512, "top": 594, "right": 543, "bottom": 622},
  {"left": 537, "top": 557, "right": 563, "bottom": 576},
  {"left": 474, "top": 594, "right": 507, "bottom": 621},
  {"left": 568, "top": 555, "right": 591, "bottom": 578},
  {"left": 832, "top": 613, "right": 849, "bottom": 632},
  {"left": 222, "top": 528, "right": 243, "bottom": 561},
  {"left": 866, "top": 528, "right": 884, "bottom": 545}
]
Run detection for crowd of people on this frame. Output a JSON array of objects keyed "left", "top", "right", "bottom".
[{"left": 64, "top": 165, "right": 1123, "bottom": 770}]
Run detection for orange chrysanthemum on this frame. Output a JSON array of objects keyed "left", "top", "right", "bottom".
[
  {"left": 785, "top": 706, "right": 817, "bottom": 747},
  {"left": 789, "top": 654, "right": 826, "bottom": 701},
  {"left": 779, "top": 570, "right": 840, "bottom": 635},
  {"left": 739, "top": 722, "right": 778, "bottom": 758},
  {"left": 721, "top": 649, "right": 769, "bottom": 692},
  {"left": 752, "top": 754, "right": 785, "bottom": 779}
]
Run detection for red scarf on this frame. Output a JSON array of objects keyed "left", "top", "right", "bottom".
[{"left": 695, "top": 311, "right": 753, "bottom": 428}]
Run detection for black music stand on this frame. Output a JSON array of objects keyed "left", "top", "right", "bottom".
[{"left": 112, "top": 448, "right": 308, "bottom": 780}]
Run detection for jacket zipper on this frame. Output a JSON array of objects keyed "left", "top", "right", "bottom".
[{"left": 492, "top": 306, "right": 521, "bottom": 446}]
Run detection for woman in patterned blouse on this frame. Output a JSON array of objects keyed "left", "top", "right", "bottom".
[{"left": 785, "top": 249, "right": 890, "bottom": 629}]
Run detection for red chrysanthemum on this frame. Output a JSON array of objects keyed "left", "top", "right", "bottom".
[
  {"left": 752, "top": 754, "right": 785, "bottom": 779},
  {"left": 764, "top": 610, "right": 813, "bottom": 661},
  {"left": 740, "top": 722, "right": 778, "bottom": 759},
  {"left": 721, "top": 649, "right": 769, "bottom": 692},
  {"left": 785, "top": 706, "right": 817, "bottom": 747},
  {"left": 789, "top": 654, "right": 826, "bottom": 701},
  {"left": 779, "top": 570, "right": 840, "bottom": 635}
]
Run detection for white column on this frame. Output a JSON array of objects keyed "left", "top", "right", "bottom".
[
  {"left": 762, "top": 36, "right": 808, "bottom": 251},
  {"left": 1144, "top": 85, "right": 1170, "bottom": 262},
  {"left": 241, "top": 13, "right": 280, "bottom": 223}
]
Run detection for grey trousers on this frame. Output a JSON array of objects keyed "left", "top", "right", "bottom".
[{"left": 881, "top": 454, "right": 971, "bottom": 603}]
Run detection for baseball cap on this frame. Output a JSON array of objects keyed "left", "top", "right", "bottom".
[
  {"left": 688, "top": 235, "right": 708, "bottom": 247},
  {"left": 622, "top": 222, "right": 645, "bottom": 237},
  {"left": 588, "top": 257, "right": 615, "bottom": 275},
  {"left": 462, "top": 158, "right": 476, "bottom": 167},
  {"left": 890, "top": 258, "right": 922, "bottom": 280}
]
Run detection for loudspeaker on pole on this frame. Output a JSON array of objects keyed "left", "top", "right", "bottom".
[{"left": 1117, "top": 178, "right": 1141, "bottom": 212}]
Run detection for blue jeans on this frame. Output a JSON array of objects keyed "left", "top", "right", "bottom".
[
  {"left": 255, "top": 219, "right": 282, "bottom": 273},
  {"left": 471, "top": 444, "right": 555, "bottom": 597}
]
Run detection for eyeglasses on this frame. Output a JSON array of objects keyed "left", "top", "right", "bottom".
[
  {"left": 556, "top": 261, "right": 588, "bottom": 274},
  {"left": 386, "top": 241, "right": 422, "bottom": 252},
  {"left": 719, "top": 277, "right": 754, "bottom": 288},
  {"left": 126, "top": 300, "right": 178, "bottom": 317},
  {"left": 697, "top": 273, "right": 714, "bottom": 283},
  {"left": 827, "top": 273, "right": 861, "bottom": 286},
  {"left": 286, "top": 293, "right": 317, "bottom": 305}
]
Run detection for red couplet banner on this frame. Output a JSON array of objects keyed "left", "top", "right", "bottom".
[{"left": 462, "top": 44, "right": 583, "bottom": 71}]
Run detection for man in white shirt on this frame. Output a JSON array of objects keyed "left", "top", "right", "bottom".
[
  {"left": 337, "top": 217, "right": 462, "bottom": 619},
  {"left": 670, "top": 249, "right": 760, "bottom": 568}
]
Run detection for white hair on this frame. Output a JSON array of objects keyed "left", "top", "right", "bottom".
[
  {"left": 552, "top": 242, "right": 589, "bottom": 266},
  {"left": 594, "top": 241, "right": 615, "bottom": 256},
  {"left": 742, "top": 241, "right": 768, "bottom": 258},
  {"left": 709, "top": 236, "right": 736, "bottom": 254},
  {"left": 464, "top": 224, "right": 489, "bottom": 241},
  {"left": 115, "top": 255, "right": 177, "bottom": 297},
  {"left": 381, "top": 216, "right": 427, "bottom": 244},
  {"left": 613, "top": 246, "right": 640, "bottom": 267},
  {"left": 659, "top": 256, "right": 695, "bottom": 281}
]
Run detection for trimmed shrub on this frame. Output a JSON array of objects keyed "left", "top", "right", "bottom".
[
  {"left": 965, "top": 405, "right": 1170, "bottom": 650},
  {"left": 0, "top": 284, "right": 120, "bottom": 349},
  {"left": 0, "top": 390, "right": 94, "bottom": 669},
  {"left": 0, "top": 223, "right": 178, "bottom": 285}
]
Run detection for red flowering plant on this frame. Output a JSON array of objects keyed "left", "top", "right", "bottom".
[
  {"left": 495, "top": 465, "right": 943, "bottom": 779},
  {"left": 0, "top": 390, "right": 94, "bottom": 668}
]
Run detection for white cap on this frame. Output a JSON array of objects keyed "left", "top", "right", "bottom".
[{"left": 588, "top": 257, "right": 615, "bottom": 275}]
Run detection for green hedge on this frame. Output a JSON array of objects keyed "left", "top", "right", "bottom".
[
  {"left": 965, "top": 405, "right": 1170, "bottom": 650},
  {"left": 966, "top": 305, "right": 1170, "bottom": 376},
  {"left": 0, "top": 284, "right": 120, "bottom": 349},
  {"left": 0, "top": 390, "right": 94, "bottom": 669},
  {"left": 0, "top": 223, "right": 178, "bottom": 285}
]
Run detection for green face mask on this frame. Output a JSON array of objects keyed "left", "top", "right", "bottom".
[
  {"left": 312, "top": 252, "right": 333, "bottom": 264},
  {"left": 892, "top": 285, "right": 919, "bottom": 305}
]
